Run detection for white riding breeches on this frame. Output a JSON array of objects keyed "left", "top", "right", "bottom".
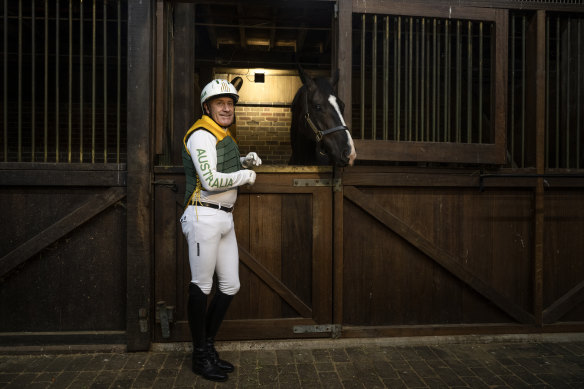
[{"left": 180, "top": 205, "right": 240, "bottom": 296}]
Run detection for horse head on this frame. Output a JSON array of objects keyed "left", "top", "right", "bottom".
[{"left": 290, "top": 68, "right": 357, "bottom": 167}]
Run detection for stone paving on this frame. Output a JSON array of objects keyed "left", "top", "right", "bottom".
[{"left": 1, "top": 336, "right": 584, "bottom": 388}]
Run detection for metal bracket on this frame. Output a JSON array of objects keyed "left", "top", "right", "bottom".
[
  {"left": 293, "top": 324, "right": 342, "bottom": 338},
  {"left": 294, "top": 178, "right": 342, "bottom": 191},
  {"left": 155, "top": 301, "right": 175, "bottom": 339}
]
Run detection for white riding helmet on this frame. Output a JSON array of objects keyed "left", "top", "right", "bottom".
[{"left": 200, "top": 79, "right": 239, "bottom": 112}]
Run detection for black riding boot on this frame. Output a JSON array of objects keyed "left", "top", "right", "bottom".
[
  {"left": 205, "top": 289, "right": 235, "bottom": 373},
  {"left": 188, "top": 283, "right": 227, "bottom": 382}
]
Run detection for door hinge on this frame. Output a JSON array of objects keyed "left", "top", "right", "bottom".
[
  {"left": 293, "top": 324, "right": 342, "bottom": 338},
  {"left": 156, "top": 301, "right": 175, "bottom": 338},
  {"left": 293, "top": 178, "right": 342, "bottom": 192}
]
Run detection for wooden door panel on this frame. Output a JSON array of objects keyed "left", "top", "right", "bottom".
[{"left": 153, "top": 170, "right": 333, "bottom": 341}]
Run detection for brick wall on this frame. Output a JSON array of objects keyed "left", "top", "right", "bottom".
[{"left": 235, "top": 105, "right": 292, "bottom": 165}]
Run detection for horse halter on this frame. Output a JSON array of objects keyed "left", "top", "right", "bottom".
[{"left": 303, "top": 91, "right": 348, "bottom": 142}]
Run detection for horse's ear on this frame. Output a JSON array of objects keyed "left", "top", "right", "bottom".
[
  {"left": 298, "top": 64, "right": 317, "bottom": 93},
  {"left": 297, "top": 63, "right": 308, "bottom": 84},
  {"left": 330, "top": 69, "right": 340, "bottom": 88},
  {"left": 231, "top": 76, "right": 243, "bottom": 92}
]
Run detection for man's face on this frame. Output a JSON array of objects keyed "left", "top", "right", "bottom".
[{"left": 206, "top": 96, "right": 235, "bottom": 127}]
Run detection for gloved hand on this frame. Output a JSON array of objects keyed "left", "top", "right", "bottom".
[
  {"left": 242, "top": 152, "right": 262, "bottom": 168},
  {"left": 246, "top": 170, "right": 257, "bottom": 186}
]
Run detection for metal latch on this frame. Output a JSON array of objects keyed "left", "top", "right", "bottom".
[
  {"left": 156, "top": 301, "right": 175, "bottom": 338},
  {"left": 293, "top": 178, "right": 342, "bottom": 192},
  {"left": 293, "top": 324, "right": 342, "bottom": 338}
]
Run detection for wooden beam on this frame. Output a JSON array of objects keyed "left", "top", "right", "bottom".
[
  {"left": 337, "top": 0, "right": 352, "bottom": 129},
  {"left": 238, "top": 244, "right": 313, "bottom": 318},
  {"left": 333, "top": 168, "right": 344, "bottom": 324},
  {"left": 543, "top": 280, "right": 584, "bottom": 324},
  {"left": 344, "top": 186, "right": 535, "bottom": 324},
  {"left": 126, "top": 0, "right": 153, "bottom": 352},
  {"left": 0, "top": 187, "right": 126, "bottom": 279}
]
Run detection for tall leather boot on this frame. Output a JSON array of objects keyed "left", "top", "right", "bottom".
[
  {"left": 205, "top": 289, "right": 235, "bottom": 373},
  {"left": 188, "top": 283, "right": 227, "bottom": 382}
]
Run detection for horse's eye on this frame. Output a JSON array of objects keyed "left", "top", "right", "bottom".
[{"left": 314, "top": 104, "right": 321, "bottom": 111}]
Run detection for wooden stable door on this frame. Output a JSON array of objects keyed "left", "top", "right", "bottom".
[{"left": 153, "top": 167, "right": 334, "bottom": 342}]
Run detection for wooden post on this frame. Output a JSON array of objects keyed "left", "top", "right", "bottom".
[
  {"left": 127, "top": 0, "right": 153, "bottom": 351},
  {"left": 526, "top": 10, "right": 546, "bottom": 327},
  {"left": 334, "top": 0, "right": 351, "bottom": 326}
]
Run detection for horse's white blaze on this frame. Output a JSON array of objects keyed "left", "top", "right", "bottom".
[{"left": 328, "top": 95, "right": 357, "bottom": 165}]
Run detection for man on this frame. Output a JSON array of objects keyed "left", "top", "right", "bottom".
[{"left": 180, "top": 78, "right": 261, "bottom": 382}]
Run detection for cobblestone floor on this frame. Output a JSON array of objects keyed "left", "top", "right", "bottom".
[{"left": 1, "top": 337, "right": 584, "bottom": 388}]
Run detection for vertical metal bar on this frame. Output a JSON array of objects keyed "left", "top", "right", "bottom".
[
  {"left": 408, "top": 17, "right": 413, "bottom": 141},
  {"left": 467, "top": 21, "right": 472, "bottom": 143},
  {"left": 436, "top": 20, "right": 441, "bottom": 142},
  {"left": 415, "top": 19, "right": 420, "bottom": 141},
  {"left": 56, "top": 0, "right": 60, "bottom": 162},
  {"left": 555, "top": 16, "right": 560, "bottom": 168},
  {"left": 117, "top": 0, "right": 121, "bottom": 163},
  {"left": 545, "top": 16, "right": 549, "bottom": 168},
  {"left": 479, "top": 22, "right": 483, "bottom": 143},
  {"left": 3, "top": 0, "right": 7, "bottom": 161},
  {"left": 397, "top": 16, "right": 401, "bottom": 141},
  {"left": 383, "top": 16, "right": 388, "bottom": 140},
  {"left": 360, "top": 14, "right": 365, "bottom": 139},
  {"left": 18, "top": 0, "right": 22, "bottom": 162},
  {"left": 103, "top": 0, "right": 108, "bottom": 162},
  {"left": 421, "top": 18, "right": 425, "bottom": 142},
  {"left": 444, "top": 20, "right": 449, "bottom": 141},
  {"left": 565, "top": 17, "right": 571, "bottom": 168},
  {"left": 80, "top": 0, "right": 84, "bottom": 162},
  {"left": 521, "top": 16, "right": 526, "bottom": 167},
  {"left": 32, "top": 0, "right": 36, "bottom": 162},
  {"left": 68, "top": 0, "right": 72, "bottom": 163},
  {"left": 455, "top": 20, "right": 461, "bottom": 144},
  {"left": 372, "top": 15, "right": 377, "bottom": 139},
  {"left": 44, "top": 0, "right": 48, "bottom": 162},
  {"left": 578, "top": 19, "right": 581, "bottom": 169},
  {"left": 92, "top": 0, "right": 96, "bottom": 163},
  {"left": 511, "top": 16, "right": 515, "bottom": 165},
  {"left": 393, "top": 16, "right": 398, "bottom": 140},
  {"left": 433, "top": 19, "right": 437, "bottom": 141}
]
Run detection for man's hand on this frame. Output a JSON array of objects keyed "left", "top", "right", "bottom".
[
  {"left": 246, "top": 170, "right": 257, "bottom": 185},
  {"left": 242, "top": 152, "right": 262, "bottom": 168}
]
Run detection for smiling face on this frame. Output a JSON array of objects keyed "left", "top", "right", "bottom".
[{"left": 205, "top": 96, "right": 235, "bottom": 127}]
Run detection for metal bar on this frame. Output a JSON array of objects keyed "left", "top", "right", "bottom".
[
  {"left": 80, "top": 0, "right": 84, "bottom": 162},
  {"left": 18, "top": 0, "right": 22, "bottom": 162},
  {"left": 479, "top": 22, "right": 483, "bottom": 143},
  {"left": 432, "top": 19, "right": 437, "bottom": 141},
  {"left": 420, "top": 18, "right": 425, "bottom": 142},
  {"left": 415, "top": 19, "right": 420, "bottom": 141},
  {"left": 521, "top": 16, "right": 526, "bottom": 167},
  {"left": 68, "top": 0, "right": 72, "bottom": 163},
  {"left": 397, "top": 16, "right": 401, "bottom": 141},
  {"left": 393, "top": 16, "right": 398, "bottom": 140},
  {"left": 565, "top": 17, "right": 571, "bottom": 168},
  {"left": 444, "top": 20, "right": 449, "bottom": 142},
  {"left": 456, "top": 20, "right": 461, "bottom": 144},
  {"left": 104, "top": 0, "right": 108, "bottom": 163},
  {"left": 383, "top": 16, "right": 388, "bottom": 140},
  {"left": 545, "top": 17, "right": 549, "bottom": 168},
  {"left": 436, "top": 20, "right": 441, "bottom": 142},
  {"left": 467, "top": 21, "right": 472, "bottom": 144},
  {"left": 117, "top": 0, "right": 121, "bottom": 163},
  {"left": 31, "top": 0, "right": 36, "bottom": 162},
  {"left": 372, "top": 15, "right": 377, "bottom": 139},
  {"left": 578, "top": 19, "right": 581, "bottom": 169},
  {"left": 3, "top": 0, "right": 7, "bottom": 161},
  {"left": 44, "top": 0, "right": 48, "bottom": 162},
  {"left": 92, "top": 0, "right": 96, "bottom": 163},
  {"left": 555, "top": 16, "right": 560, "bottom": 168},
  {"left": 511, "top": 16, "right": 515, "bottom": 165},
  {"left": 358, "top": 14, "right": 365, "bottom": 138},
  {"left": 408, "top": 17, "right": 413, "bottom": 141},
  {"left": 56, "top": 0, "right": 60, "bottom": 162}
]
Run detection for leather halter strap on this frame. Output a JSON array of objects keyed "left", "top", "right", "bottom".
[{"left": 303, "top": 91, "right": 348, "bottom": 142}]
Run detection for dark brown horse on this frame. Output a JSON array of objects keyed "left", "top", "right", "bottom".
[{"left": 289, "top": 69, "right": 356, "bottom": 166}]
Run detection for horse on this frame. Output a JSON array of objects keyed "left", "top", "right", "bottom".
[{"left": 288, "top": 69, "right": 356, "bottom": 167}]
